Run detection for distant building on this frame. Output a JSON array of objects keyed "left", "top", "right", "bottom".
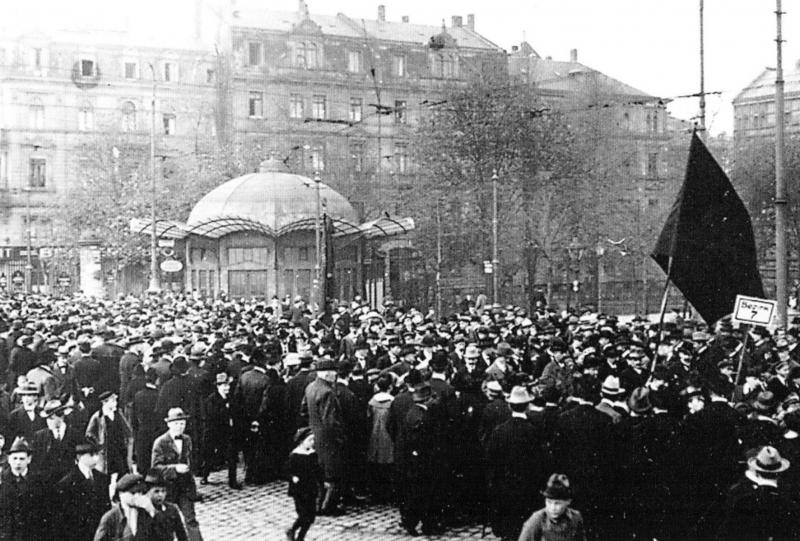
[
  {"left": 508, "top": 44, "right": 690, "bottom": 313},
  {"left": 0, "top": 28, "right": 217, "bottom": 292}
]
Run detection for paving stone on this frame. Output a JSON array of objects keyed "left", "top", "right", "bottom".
[{"left": 195, "top": 467, "right": 501, "bottom": 540}]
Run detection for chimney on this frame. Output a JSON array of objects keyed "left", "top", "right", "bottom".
[
  {"left": 401, "top": 15, "right": 409, "bottom": 23},
  {"left": 377, "top": 5, "right": 385, "bottom": 21},
  {"left": 467, "top": 14, "right": 475, "bottom": 30},
  {"left": 452, "top": 15, "right": 463, "bottom": 28},
  {"left": 570, "top": 48, "right": 578, "bottom": 62}
]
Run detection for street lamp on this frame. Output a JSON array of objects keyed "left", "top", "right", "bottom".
[
  {"left": 491, "top": 169, "right": 499, "bottom": 305},
  {"left": 147, "top": 62, "right": 160, "bottom": 293},
  {"left": 314, "top": 170, "right": 322, "bottom": 312}
]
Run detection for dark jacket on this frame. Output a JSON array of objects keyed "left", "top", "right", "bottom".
[
  {"left": 0, "top": 469, "right": 46, "bottom": 541},
  {"left": 301, "top": 378, "right": 346, "bottom": 480},
  {"left": 131, "top": 386, "right": 161, "bottom": 474},
  {"left": 30, "top": 423, "right": 84, "bottom": 484},
  {"left": 286, "top": 370, "right": 314, "bottom": 430},
  {"left": 6, "top": 407, "right": 45, "bottom": 444},
  {"left": 55, "top": 466, "right": 111, "bottom": 541}
]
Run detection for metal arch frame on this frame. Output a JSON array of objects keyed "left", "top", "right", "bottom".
[{"left": 184, "top": 216, "right": 276, "bottom": 239}]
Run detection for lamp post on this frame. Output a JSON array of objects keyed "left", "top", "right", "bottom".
[
  {"left": 314, "top": 171, "right": 322, "bottom": 311},
  {"left": 491, "top": 169, "right": 499, "bottom": 305},
  {"left": 23, "top": 187, "right": 32, "bottom": 294},
  {"left": 147, "top": 62, "right": 160, "bottom": 293}
]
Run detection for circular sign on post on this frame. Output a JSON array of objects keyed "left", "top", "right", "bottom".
[{"left": 160, "top": 259, "right": 184, "bottom": 273}]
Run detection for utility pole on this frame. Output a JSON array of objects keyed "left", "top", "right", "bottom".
[
  {"left": 775, "top": 0, "right": 788, "bottom": 327},
  {"left": 698, "top": 0, "right": 706, "bottom": 138},
  {"left": 436, "top": 198, "right": 442, "bottom": 317},
  {"left": 314, "top": 171, "right": 322, "bottom": 312},
  {"left": 147, "top": 62, "right": 160, "bottom": 293},
  {"left": 491, "top": 169, "right": 499, "bottom": 305}
]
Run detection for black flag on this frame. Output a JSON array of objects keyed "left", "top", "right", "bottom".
[
  {"left": 651, "top": 131, "right": 764, "bottom": 324},
  {"left": 322, "top": 214, "right": 336, "bottom": 315}
]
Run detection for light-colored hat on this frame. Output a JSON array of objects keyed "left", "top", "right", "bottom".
[
  {"left": 748, "top": 446, "right": 790, "bottom": 473},
  {"left": 601, "top": 376, "right": 625, "bottom": 397},
  {"left": 164, "top": 407, "right": 190, "bottom": 423},
  {"left": 507, "top": 386, "right": 532, "bottom": 404}
]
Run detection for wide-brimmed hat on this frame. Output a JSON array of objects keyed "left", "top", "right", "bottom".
[
  {"left": 541, "top": 473, "right": 572, "bottom": 500},
  {"left": 164, "top": 407, "right": 190, "bottom": 423},
  {"left": 41, "top": 399, "right": 68, "bottom": 418},
  {"left": 628, "top": 387, "right": 653, "bottom": 414},
  {"left": 189, "top": 343, "right": 207, "bottom": 359},
  {"left": 748, "top": 446, "right": 790, "bottom": 474},
  {"left": 600, "top": 376, "right": 625, "bottom": 397},
  {"left": 507, "top": 385, "right": 532, "bottom": 404}
]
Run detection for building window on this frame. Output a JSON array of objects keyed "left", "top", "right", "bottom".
[
  {"left": 78, "top": 105, "right": 94, "bottom": 131},
  {"left": 651, "top": 110, "right": 659, "bottom": 133},
  {"left": 289, "top": 94, "right": 304, "bottom": 119},
  {"left": 121, "top": 101, "right": 137, "bottom": 131},
  {"left": 80, "top": 59, "right": 96, "bottom": 77},
  {"left": 310, "top": 145, "right": 325, "bottom": 171},
  {"left": 298, "top": 247, "right": 309, "bottom": 262},
  {"left": 29, "top": 99, "right": 45, "bottom": 130},
  {"left": 347, "top": 50, "right": 363, "bottom": 73},
  {"left": 350, "top": 141, "right": 364, "bottom": 173},
  {"left": 295, "top": 42, "right": 319, "bottom": 69},
  {"left": 394, "top": 100, "right": 407, "bottom": 124},
  {"left": 227, "top": 247, "right": 269, "bottom": 265},
  {"left": 349, "top": 97, "right": 362, "bottom": 123},
  {"left": 163, "top": 113, "right": 176, "bottom": 135},
  {"left": 162, "top": 62, "right": 175, "bottom": 82},
  {"left": 33, "top": 48, "right": 42, "bottom": 69},
  {"left": 312, "top": 95, "right": 326, "bottom": 120},
  {"left": 248, "top": 91, "right": 263, "bottom": 118},
  {"left": 124, "top": 61, "right": 138, "bottom": 79},
  {"left": 29, "top": 158, "right": 46, "bottom": 188},
  {"left": 647, "top": 152, "right": 658, "bottom": 178},
  {"left": 206, "top": 68, "right": 215, "bottom": 83},
  {"left": 393, "top": 55, "right": 406, "bottom": 77},
  {"left": 248, "top": 42, "right": 262, "bottom": 66},
  {"left": 395, "top": 142, "right": 409, "bottom": 174}
]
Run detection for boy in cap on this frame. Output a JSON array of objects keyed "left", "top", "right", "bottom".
[
  {"left": 0, "top": 438, "right": 46, "bottom": 541},
  {"left": 285, "top": 427, "right": 320, "bottom": 541},
  {"left": 145, "top": 470, "right": 189, "bottom": 541},
  {"left": 93, "top": 472, "right": 156, "bottom": 540},
  {"left": 55, "top": 441, "right": 111, "bottom": 541},
  {"left": 518, "top": 473, "right": 586, "bottom": 541}
]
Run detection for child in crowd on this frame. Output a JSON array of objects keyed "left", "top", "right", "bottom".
[{"left": 286, "top": 427, "right": 321, "bottom": 541}]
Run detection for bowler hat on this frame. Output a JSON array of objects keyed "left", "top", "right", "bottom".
[
  {"left": 170, "top": 356, "right": 190, "bottom": 375},
  {"left": 412, "top": 381, "right": 432, "bottom": 402},
  {"left": 400, "top": 343, "right": 417, "bottom": 357},
  {"left": 404, "top": 369, "right": 423, "bottom": 388},
  {"left": 748, "top": 446, "right": 790, "bottom": 473},
  {"left": 548, "top": 338, "right": 568, "bottom": 352},
  {"left": 541, "top": 473, "right": 573, "bottom": 500},
  {"left": 164, "top": 407, "right": 190, "bottom": 423}
]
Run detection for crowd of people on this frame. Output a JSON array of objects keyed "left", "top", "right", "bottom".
[{"left": 1, "top": 291, "right": 800, "bottom": 540}]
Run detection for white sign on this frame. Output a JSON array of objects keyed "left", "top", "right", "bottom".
[
  {"left": 483, "top": 260, "right": 493, "bottom": 274},
  {"left": 158, "top": 238, "right": 175, "bottom": 248},
  {"left": 733, "top": 295, "right": 777, "bottom": 327},
  {"left": 160, "top": 259, "right": 183, "bottom": 273},
  {"left": 39, "top": 247, "right": 53, "bottom": 259}
]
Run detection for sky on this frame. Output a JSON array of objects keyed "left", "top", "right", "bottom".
[{"left": 4, "top": 0, "right": 799, "bottom": 135}]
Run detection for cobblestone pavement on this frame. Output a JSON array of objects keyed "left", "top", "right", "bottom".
[{"left": 196, "top": 468, "right": 498, "bottom": 540}]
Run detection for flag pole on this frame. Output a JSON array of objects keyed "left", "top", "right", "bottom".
[{"left": 657, "top": 257, "right": 673, "bottom": 341}]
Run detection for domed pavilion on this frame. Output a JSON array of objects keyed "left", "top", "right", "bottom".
[{"left": 132, "top": 158, "right": 413, "bottom": 302}]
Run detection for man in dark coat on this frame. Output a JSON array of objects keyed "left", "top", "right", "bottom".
[
  {"left": 6, "top": 384, "right": 45, "bottom": 447},
  {"left": 285, "top": 352, "right": 314, "bottom": 430},
  {"left": 132, "top": 369, "right": 162, "bottom": 475},
  {"left": 397, "top": 381, "right": 446, "bottom": 536},
  {"left": 300, "top": 358, "right": 346, "bottom": 515},
  {"left": 486, "top": 386, "right": 546, "bottom": 541},
  {"left": 716, "top": 446, "right": 800, "bottom": 540},
  {"left": 201, "top": 373, "right": 240, "bottom": 489},
  {"left": 231, "top": 354, "right": 270, "bottom": 485},
  {"left": 30, "top": 400, "right": 83, "bottom": 484},
  {"left": 73, "top": 341, "right": 102, "bottom": 414},
  {"left": 92, "top": 330, "right": 125, "bottom": 396},
  {"left": 0, "top": 438, "right": 46, "bottom": 541},
  {"left": 55, "top": 442, "right": 111, "bottom": 541},
  {"left": 257, "top": 366, "right": 288, "bottom": 484},
  {"left": 551, "top": 380, "right": 615, "bottom": 540}
]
